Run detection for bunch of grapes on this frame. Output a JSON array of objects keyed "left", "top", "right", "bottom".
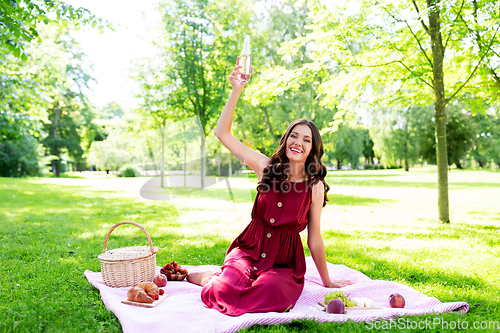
[{"left": 324, "top": 290, "right": 356, "bottom": 307}]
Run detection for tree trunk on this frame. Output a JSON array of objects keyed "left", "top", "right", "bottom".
[
  {"left": 160, "top": 122, "right": 165, "bottom": 188},
  {"left": 404, "top": 108, "right": 410, "bottom": 172},
  {"left": 183, "top": 124, "right": 187, "bottom": 187},
  {"left": 184, "top": 141, "right": 187, "bottom": 187},
  {"left": 53, "top": 104, "right": 60, "bottom": 178},
  {"left": 428, "top": 0, "right": 450, "bottom": 223},
  {"left": 404, "top": 141, "right": 409, "bottom": 172},
  {"left": 200, "top": 134, "right": 205, "bottom": 189},
  {"left": 262, "top": 106, "right": 278, "bottom": 146},
  {"left": 217, "top": 153, "right": 221, "bottom": 178}
]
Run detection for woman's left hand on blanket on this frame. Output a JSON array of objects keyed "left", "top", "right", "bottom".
[{"left": 326, "top": 280, "right": 353, "bottom": 288}]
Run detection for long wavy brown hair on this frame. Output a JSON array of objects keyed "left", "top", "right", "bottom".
[{"left": 257, "top": 119, "right": 330, "bottom": 207}]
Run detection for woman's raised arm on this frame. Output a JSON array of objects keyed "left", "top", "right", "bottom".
[{"left": 214, "top": 58, "right": 270, "bottom": 181}]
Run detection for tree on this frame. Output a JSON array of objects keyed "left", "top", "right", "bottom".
[
  {"left": 0, "top": 113, "right": 40, "bottom": 176},
  {"left": 361, "top": 129, "right": 375, "bottom": 165},
  {"left": 443, "top": 105, "right": 477, "bottom": 169},
  {"left": 323, "top": 124, "right": 365, "bottom": 170},
  {"left": 133, "top": 56, "right": 181, "bottom": 187},
  {"left": 0, "top": 39, "right": 50, "bottom": 155},
  {"left": 257, "top": 0, "right": 500, "bottom": 222},
  {"left": 0, "top": 0, "right": 103, "bottom": 59},
  {"left": 0, "top": 62, "right": 44, "bottom": 176},
  {"left": 370, "top": 106, "right": 426, "bottom": 170},
  {"left": 418, "top": 102, "right": 478, "bottom": 169},
  {"left": 87, "top": 110, "right": 155, "bottom": 174},
  {"left": 87, "top": 133, "right": 133, "bottom": 173},
  {"left": 99, "top": 101, "right": 124, "bottom": 120},
  {"left": 456, "top": 0, "right": 500, "bottom": 106},
  {"left": 242, "top": 0, "right": 334, "bottom": 156},
  {"left": 33, "top": 28, "right": 95, "bottom": 176},
  {"left": 470, "top": 112, "right": 500, "bottom": 168},
  {"left": 137, "top": 0, "right": 254, "bottom": 189},
  {"left": 1, "top": 23, "right": 97, "bottom": 176}
]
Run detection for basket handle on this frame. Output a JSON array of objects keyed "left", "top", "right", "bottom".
[{"left": 102, "top": 221, "right": 157, "bottom": 254}]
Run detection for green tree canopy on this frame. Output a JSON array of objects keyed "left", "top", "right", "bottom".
[
  {"left": 133, "top": 0, "right": 254, "bottom": 188},
  {"left": 470, "top": 112, "right": 500, "bottom": 168},
  {"left": 254, "top": 0, "right": 500, "bottom": 222},
  {"left": 0, "top": 0, "right": 104, "bottom": 59}
]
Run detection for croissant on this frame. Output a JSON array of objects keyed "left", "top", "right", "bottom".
[
  {"left": 137, "top": 282, "right": 159, "bottom": 295},
  {"left": 127, "top": 287, "right": 154, "bottom": 303}
]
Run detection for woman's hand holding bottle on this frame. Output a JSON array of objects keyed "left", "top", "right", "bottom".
[{"left": 229, "top": 56, "right": 253, "bottom": 94}]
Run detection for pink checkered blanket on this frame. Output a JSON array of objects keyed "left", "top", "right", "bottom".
[{"left": 84, "top": 257, "right": 468, "bottom": 333}]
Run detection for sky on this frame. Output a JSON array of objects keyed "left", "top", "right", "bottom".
[{"left": 66, "top": 0, "right": 161, "bottom": 109}]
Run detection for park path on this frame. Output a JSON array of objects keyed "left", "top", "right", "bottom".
[
  {"left": 32, "top": 172, "right": 254, "bottom": 236},
  {"left": 32, "top": 169, "right": 500, "bottom": 236}
]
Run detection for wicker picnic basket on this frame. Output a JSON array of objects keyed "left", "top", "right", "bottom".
[{"left": 98, "top": 222, "right": 158, "bottom": 288}]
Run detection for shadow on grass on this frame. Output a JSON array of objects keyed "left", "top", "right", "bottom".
[{"left": 46, "top": 172, "right": 87, "bottom": 179}]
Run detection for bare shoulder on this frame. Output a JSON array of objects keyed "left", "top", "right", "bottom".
[
  {"left": 311, "top": 180, "right": 325, "bottom": 192},
  {"left": 311, "top": 181, "right": 324, "bottom": 200}
]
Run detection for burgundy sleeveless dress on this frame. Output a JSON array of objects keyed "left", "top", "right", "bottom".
[{"left": 201, "top": 180, "right": 312, "bottom": 316}]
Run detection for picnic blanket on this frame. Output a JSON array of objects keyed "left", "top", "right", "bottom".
[{"left": 84, "top": 257, "right": 469, "bottom": 333}]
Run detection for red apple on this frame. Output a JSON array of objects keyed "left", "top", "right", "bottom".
[
  {"left": 154, "top": 274, "right": 168, "bottom": 287},
  {"left": 327, "top": 299, "right": 346, "bottom": 314},
  {"left": 389, "top": 293, "right": 405, "bottom": 308}
]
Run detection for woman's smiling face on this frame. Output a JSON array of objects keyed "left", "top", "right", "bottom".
[{"left": 285, "top": 124, "right": 313, "bottom": 163}]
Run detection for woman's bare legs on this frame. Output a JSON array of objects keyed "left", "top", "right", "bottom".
[{"left": 187, "top": 270, "right": 219, "bottom": 286}]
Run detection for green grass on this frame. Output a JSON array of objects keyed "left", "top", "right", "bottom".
[{"left": 0, "top": 167, "right": 499, "bottom": 332}]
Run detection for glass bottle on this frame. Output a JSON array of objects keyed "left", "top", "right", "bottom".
[{"left": 240, "top": 35, "right": 251, "bottom": 81}]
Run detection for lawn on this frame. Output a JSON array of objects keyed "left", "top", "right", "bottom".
[{"left": 0, "top": 167, "right": 499, "bottom": 332}]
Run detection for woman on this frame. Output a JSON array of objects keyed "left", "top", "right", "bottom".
[{"left": 187, "top": 58, "right": 352, "bottom": 316}]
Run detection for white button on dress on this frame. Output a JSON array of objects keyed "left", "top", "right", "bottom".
[
  {"left": 261, "top": 253, "right": 267, "bottom": 258},
  {"left": 270, "top": 218, "right": 275, "bottom": 223}
]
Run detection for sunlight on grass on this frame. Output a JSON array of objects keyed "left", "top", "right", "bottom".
[{"left": 78, "top": 232, "right": 97, "bottom": 239}]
